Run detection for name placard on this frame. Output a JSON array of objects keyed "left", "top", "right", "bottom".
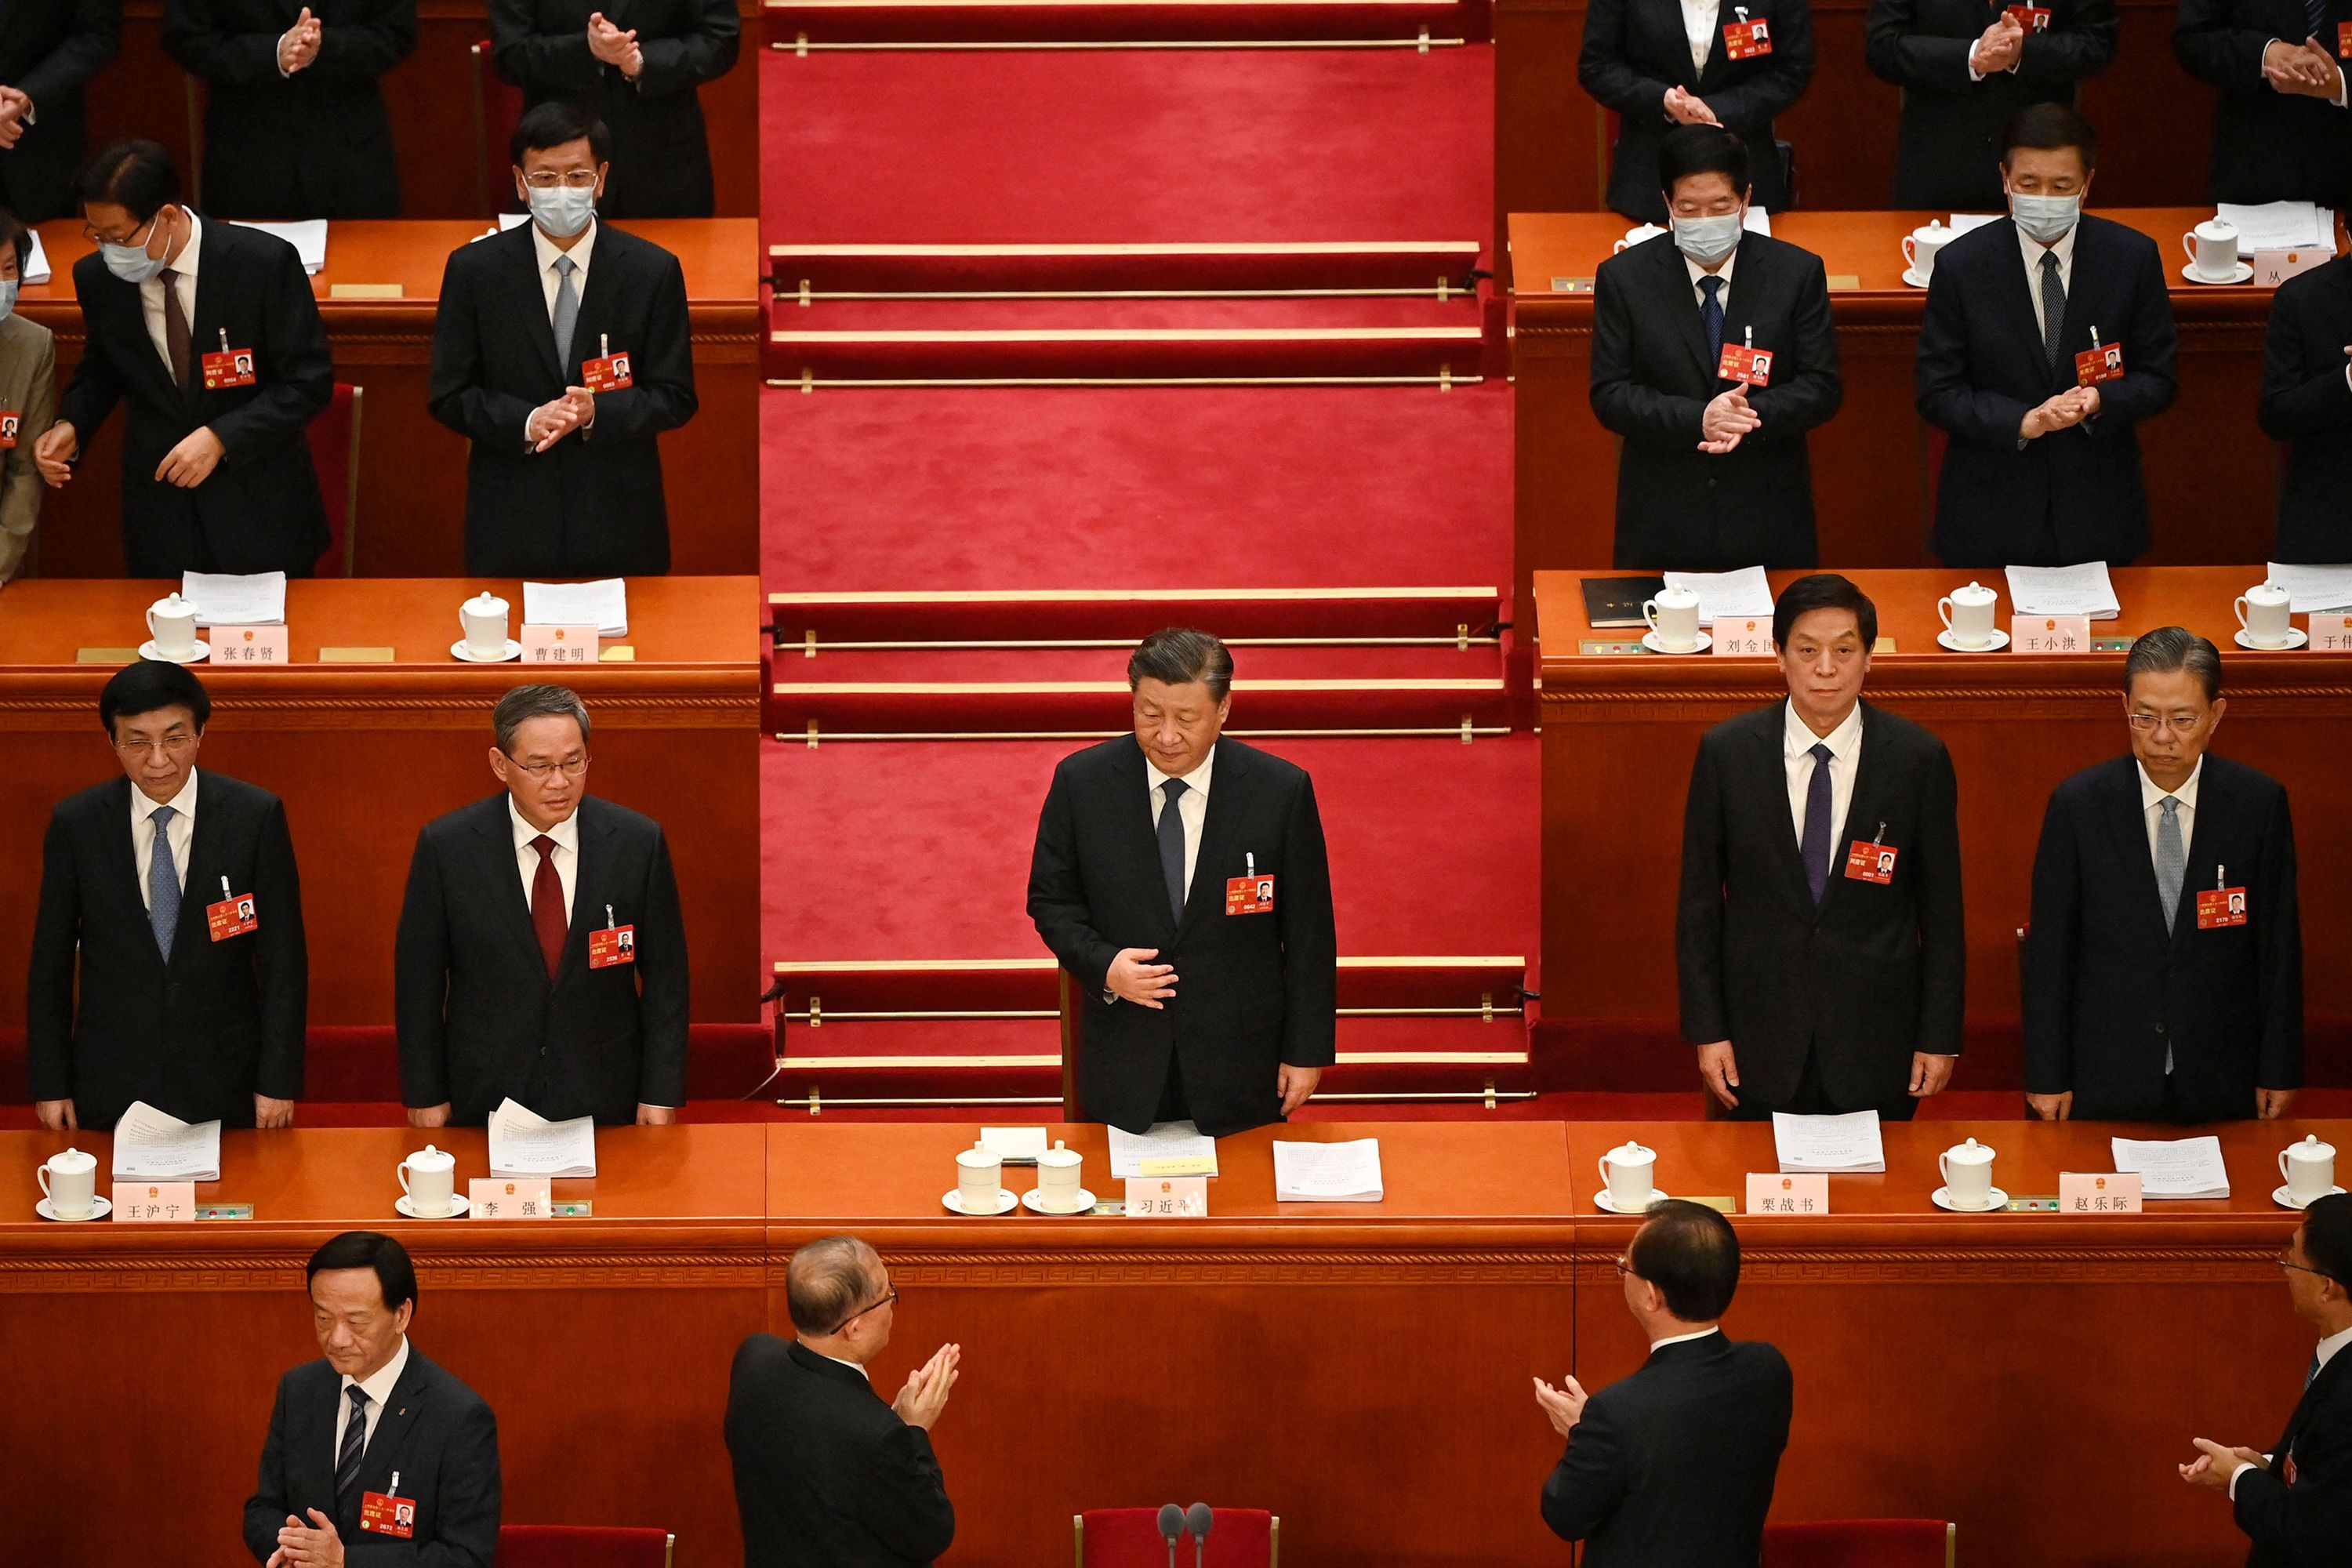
[
  {"left": 1711, "top": 619, "right": 1775, "bottom": 658},
  {"left": 209, "top": 626, "right": 291, "bottom": 666},
  {"left": 468, "top": 1178, "right": 553, "bottom": 1218},
  {"left": 1744, "top": 1172, "right": 1828, "bottom": 1214},
  {"left": 2013, "top": 615, "right": 2093, "bottom": 653},
  {"left": 1123, "top": 1177, "right": 1209, "bottom": 1217},
  {"left": 2310, "top": 613, "right": 2352, "bottom": 651},
  {"left": 2250, "top": 249, "right": 2329, "bottom": 289},
  {"left": 520, "top": 624, "right": 599, "bottom": 665},
  {"left": 111, "top": 1181, "right": 197, "bottom": 1222},
  {"left": 2058, "top": 1171, "right": 2143, "bottom": 1213}
]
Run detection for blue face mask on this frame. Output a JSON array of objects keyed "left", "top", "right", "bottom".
[
  {"left": 100, "top": 214, "right": 171, "bottom": 285},
  {"left": 2009, "top": 191, "right": 2081, "bottom": 245},
  {"left": 0, "top": 279, "right": 16, "bottom": 321},
  {"left": 526, "top": 184, "right": 597, "bottom": 241},
  {"left": 1671, "top": 209, "right": 1744, "bottom": 267}
]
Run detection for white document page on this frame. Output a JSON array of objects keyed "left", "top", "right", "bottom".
[
  {"left": 1107, "top": 1121, "right": 1218, "bottom": 1178},
  {"left": 24, "top": 229, "right": 51, "bottom": 285},
  {"left": 1272, "top": 1139, "right": 1385, "bottom": 1202},
  {"left": 230, "top": 220, "right": 329, "bottom": 274},
  {"left": 524, "top": 579, "right": 629, "bottom": 637},
  {"left": 1772, "top": 1110, "right": 1886, "bottom": 1173},
  {"left": 488, "top": 1098, "right": 597, "bottom": 1178},
  {"left": 2217, "top": 201, "right": 2323, "bottom": 254},
  {"left": 182, "top": 571, "right": 289, "bottom": 627},
  {"left": 2111, "top": 1135, "right": 2230, "bottom": 1199},
  {"left": 979, "top": 1127, "right": 1049, "bottom": 1165},
  {"left": 2005, "top": 562, "right": 2121, "bottom": 619},
  {"left": 111, "top": 1101, "right": 223, "bottom": 1181},
  {"left": 1661, "top": 565, "right": 1775, "bottom": 626},
  {"left": 1947, "top": 213, "right": 2002, "bottom": 235},
  {"left": 2265, "top": 562, "right": 2352, "bottom": 612}
]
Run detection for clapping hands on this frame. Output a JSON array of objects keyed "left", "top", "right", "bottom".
[
  {"left": 588, "top": 13, "right": 646, "bottom": 79},
  {"left": 526, "top": 387, "right": 598, "bottom": 452},
  {"left": 1699, "top": 386, "right": 1760, "bottom": 455},
  {"left": 891, "top": 1342, "right": 962, "bottom": 1431},
  {"left": 279, "top": 8, "right": 323, "bottom": 75},
  {"left": 1970, "top": 13, "right": 2025, "bottom": 74}
]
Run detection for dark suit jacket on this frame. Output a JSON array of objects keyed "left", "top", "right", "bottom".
[
  {"left": 1028, "top": 736, "right": 1338, "bottom": 1137},
  {"left": 2234, "top": 1342, "right": 2352, "bottom": 1567},
  {"left": 1592, "top": 230, "right": 1842, "bottom": 568},
  {"left": 56, "top": 216, "right": 332, "bottom": 575},
  {"left": 1864, "top": 0, "right": 2117, "bottom": 209},
  {"left": 27, "top": 771, "right": 307, "bottom": 1132},
  {"left": 0, "top": 0, "right": 121, "bottom": 223},
  {"left": 2176, "top": 0, "right": 2352, "bottom": 205},
  {"left": 489, "top": 0, "right": 741, "bottom": 219},
  {"left": 1541, "top": 1333, "right": 1793, "bottom": 1568},
  {"left": 243, "top": 1347, "right": 500, "bottom": 1566},
  {"left": 2257, "top": 254, "right": 2352, "bottom": 562},
  {"left": 162, "top": 0, "right": 418, "bottom": 220},
  {"left": 394, "top": 793, "right": 688, "bottom": 1124},
  {"left": 1579, "top": 0, "right": 1815, "bottom": 223},
  {"left": 725, "top": 1335, "right": 956, "bottom": 1568},
  {"left": 2024, "top": 755, "right": 2300, "bottom": 1121},
  {"left": 426, "top": 220, "right": 695, "bottom": 577},
  {"left": 1916, "top": 213, "right": 2179, "bottom": 567},
  {"left": 1677, "top": 700, "right": 1966, "bottom": 1110}
]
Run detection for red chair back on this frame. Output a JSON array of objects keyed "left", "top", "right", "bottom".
[
  {"left": 306, "top": 383, "right": 361, "bottom": 577},
  {"left": 1762, "top": 1519, "right": 1952, "bottom": 1568},
  {"left": 474, "top": 40, "right": 527, "bottom": 218},
  {"left": 1078, "top": 1508, "right": 1276, "bottom": 1567},
  {"left": 496, "top": 1525, "right": 673, "bottom": 1568}
]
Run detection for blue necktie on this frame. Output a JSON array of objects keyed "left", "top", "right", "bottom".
[
  {"left": 1800, "top": 742, "right": 1834, "bottom": 904},
  {"left": 1700, "top": 274, "right": 1726, "bottom": 370},
  {"left": 551, "top": 254, "right": 580, "bottom": 368},
  {"left": 2308, "top": 0, "right": 2329, "bottom": 45},
  {"left": 147, "top": 805, "right": 181, "bottom": 960},
  {"left": 2310, "top": 1352, "right": 2324, "bottom": 1391},
  {"left": 1157, "top": 779, "right": 1188, "bottom": 924},
  {"left": 336, "top": 1385, "right": 369, "bottom": 1502}
]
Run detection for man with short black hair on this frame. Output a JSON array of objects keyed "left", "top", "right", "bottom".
[
  {"left": 727, "top": 1236, "right": 960, "bottom": 1568},
  {"left": 2024, "top": 627, "right": 2301, "bottom": 1121},
  {"left": 1028, "top": 629, "right": 1338, "bottom": 1136},
  {"left": 1535, "top": 1200, "right": 1791, "bottom": 1566},
  {"left": 245, "top": 1232, "right": 501, "bottom": 1566},
  {"left": 29, "top": 660, "right": 307, "bottom": 1133},
  {"left": 1592, "top": 125, "right": 1842, "bottom": 569},
  {"left": 1677, "top": 573, "right": 1965, "bottom": 1120}
]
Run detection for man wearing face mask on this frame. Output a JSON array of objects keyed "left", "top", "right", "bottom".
[
  {"left": 1591, "top": 125, "right": 1842, "bottom": 568},
  {"left": 1915, "top": 103, "right": 2178, "bottom": 568},
  {"left": 426, "top": 101, "right": 695, "bottom": 577},
  {"left": 0, "top": 205, "right": 57, "bottom": 580}
]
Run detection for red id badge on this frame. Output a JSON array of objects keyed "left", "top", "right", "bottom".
[
  {"left": 1717, "top": 343, "right": 1773, "bottom": 387},
  {"left": 1844, "top": 840, "right": 1898, "bottom": 884},
  {"left": 2339, "top": 20, "right": 2352, "bottom": 56},
  {"left": 359, "top": 1491, "right": 417, "bottom": 1538},
  {"left": 2005, "top": 5, "right": 2053, "bottom": 30},
  {"left": 0, "top": 409, "right": 18, "bottom": 449},
  {"left": 2197, "top": 887, "right": 2249, "bottom": 929},
  {"left": 2075, "top": 342, "right": 2125, "bottom": 387},
  {"left": 205, "top": 893, "right": 259, "bottom": 941},
  {"left": 201, "top": 347, "right": 258, "bottom": 390},
  {"left": 1225, "top": 876, "right": 1276, "bottom": 915},
  {"left": 1722, "top": 16, "right": 1773, "bottom": 56},
  {"left": 589, "top": 925, "right": 637, "bottom": 968},
  {"left": 582, "top": 351, "right": 634, "bottom": 392}
]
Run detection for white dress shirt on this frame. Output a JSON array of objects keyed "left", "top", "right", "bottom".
[
  {"left": 332, "top": 1335, "right": 410, "bottom": 1468},
  {"left": 1679, "top": 0, "right": 1719, "bottom": 72},
  {"left": 2016, "top": 219, "right": 2079, "bottom": 347},
  {"left": 532, "top": 216, "right": 598, "bottom": 325},
  {"left": 1684, "top": 243, "right": 1740, "bottom": 314},
  {"left": 2137, "top": 756, "right": 2202, "bottom": 884},
  {"left": 1145, "top": 746, "right": 1217, "bottom": 901},
  {"left": 132, "top": 769, "right": 200, "bottom": 911},
  {"left": 816, "top": 1348, "right": 871, "bottom": 1381},
  {"left": 139, "top": 211, "right": 203, "bottom": 376},
  {"left": 2230, "top": 1323, "right": 2352, "bottom": 1497},
  {"left": 509, "top": 797, "right": 579, "bottom": 925},
  {"left": 1784, "top": 700, "right": 1864, "bottom": 855},
  {"left": 1650, "top": 1324, "right": 1722, "bottom": 1352}
]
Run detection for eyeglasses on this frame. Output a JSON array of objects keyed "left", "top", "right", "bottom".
[
  {"left": 115, "top": 732, "right": 196, "bottom": 758},
  {"left": 2126, "top": 711, "right": 2206, "bottom": 734},
  {"left": 2278, "top": 1254, "right": 2333, "bottom": 1281},
  {"left": 82, "top": 212, "right": 158, "bottom": 247},
  {"left": 505, "top": 754, "right": 589, "bottom": 779},
  {"left": 1612, "top": 1255, "right": 1635, "bottom": 1278},
  {"left": 521, "top": 172, "right": 601, "bottom": 191},
  {"left": 829, "top": 1285, "right": 898, "bottom": 1334}
]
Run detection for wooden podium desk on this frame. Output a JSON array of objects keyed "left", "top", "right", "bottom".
[
  {"left": 1533, "top": 567, "right": 2352, "bottom": 1070},
  {"left": 1510, "top": 209, "right": 2307, "bottom": 611},
  {"left": 0, "top": 577, "right": 761, "bottom": 1025},
  {"left": 19, "top": 220, "right": 760, "bottom": 580}
]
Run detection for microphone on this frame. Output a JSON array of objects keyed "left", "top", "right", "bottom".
[
  {"left": 1156, "top": 1503, "right": 1185, "bottom": 1568},
  {"left": 1185, "top": 1503, "right": 1214, "bottom": 1568}
]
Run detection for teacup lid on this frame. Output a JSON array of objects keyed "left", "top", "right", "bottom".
[
  {"left": 50, "top": 1145, "right": 93, "bottom": 1168},
  {"left": 1947, "top": 1136, "right": 1994, "bottom": 1160},
  {"left": 151, "top": 591, "right": 192, "bottom": 611},
  {"left": 1610, "top": 1140, "right": 1654, "bottom": 1160},
  {"left": 408, "top": 1142, "right": 453, "bottom": 1166},
  {"left": 2291, "top": 1134, "right": 2336, "bottom": 1156},
  {"left": 464, "top": 590, "right": 508, "bottom": 612}
]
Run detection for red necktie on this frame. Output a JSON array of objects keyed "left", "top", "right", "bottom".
[{"left": 529, "top": 835, "right": 567, "bottom": 979}]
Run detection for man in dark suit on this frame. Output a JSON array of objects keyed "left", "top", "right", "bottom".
[
  {"left": 2258, "top": 248, "right": 2352, "bottom": 562},
  {"left": 31, "top": 140, "right": 332, "bottom": 575},
  {"left": 28, "top": 661, "right": 307, "bottom": 1134},
  {"left": 1579, "top": 0, "right": 1814, "bottom": 223},
  {"left": 245, "top": 1232, "right": 501, "bottom": 1567},
  {"left": 1536, "top": 1201, "right": 1792, "bottom": 1566},
  {"left": 2025, "top": 628, "right": 2300, "bottom": 1122},
  {"left": 2176, "top": 0, "right": 2352, "bottom": 205},
  {"left": 727, "top": 1236, "right": 959, "bottom": 1568},
  {"left": 162, "top": 1, "right": 418, "bottom": 220},
  {"left": 395, "top": 683, "right": 687, "bottom": 1127},
  {"left": 427, "top": 102, "right": 695, "bottom": 578},
  {"left": 1865, "top": 0, "right": 2117, "bottom": 209},
  {"left": 1677, "top": 573, "right": 1965, "bottom": 1120},
  {"left": 1592, "top": 125, "right": 1842, "bottom": 569},
  {"left": 0, "top": 0, "right": 120, "bottom": 224},
  {"left": 1916, "top": 105, "right": 2178, "bottom": 567},
  {"left": 1029, "top": 629, "right": 1338, "bottom": 1138},
  {"left": 2179, "top": 1193, "right": 2352, "bottom": 1565},
  {"left": 490, "top": 0, "right": 740, "bottom": 219}
]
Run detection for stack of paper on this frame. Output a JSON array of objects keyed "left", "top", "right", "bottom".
[
  {"left": 524, "top": 579, "right": 629, "bottom": 637},
  {"left": 2266, "top": 562, "right": 2352, "bottom": 612},
  {"left": 488, "top": 1098, "right": 597, "bottom": 1178},
  {"left": 230, "top": 220, "right": 328, "bottom": 275},
  {"left": 182, "top": 571, "right": 288, "bottom": 627},
  {"left": 1947, "top": 213, "right": 2002, "bottom": 235},
  {"left": 1662, "top": 565, "right": 1776, "bottom": 626},
  {"left": 2111, "top": 1135, "right": 2230, "bottom": 1200},
  {"left": 979, "top": 1127, "right": 1048, "bottom": 1166},
  {"left": 111, "top": 1101, "right": 223, "bottom": 1181},
  {"left": 25, "top": 230, "right": 51, "bottom": 285},
  {"left": 2216, "top": 201, "right": 2326, "bottom": 255},
  {"left": 1741, "top": 209, "right": 1772, "bottom": 238},
  {"left": 1107, "top": 1121, "right": 1218, "bottom": 1178},
  {"left": 1772, "top": 1110, "right": 1886, "bottom": 1174},
  {"left": 1272, "top": 1138, "right": 1385, "bottom": 1202},
  {"left": 2005, "top": 562, "right": 2121, "bottom": 620}
]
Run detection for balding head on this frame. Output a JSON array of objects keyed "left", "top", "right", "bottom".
[{"left": 787, "top": 1236, "right": 885, "bottom": 1335}]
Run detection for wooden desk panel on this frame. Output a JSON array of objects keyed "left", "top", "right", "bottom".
[
  {"left": 0, "top": 577, "right": 761, "bottom": 1025},
  {"left": 19, "top": 220, "right": 760, "bottom": 580}
]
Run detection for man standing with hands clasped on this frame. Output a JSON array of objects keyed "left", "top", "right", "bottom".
[{"left": 2176, "top": 0, "right": 2352, "bottom": 205}]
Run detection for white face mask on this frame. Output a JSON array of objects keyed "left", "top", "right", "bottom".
[
  {"left": 100, "top": 213, "right": 170, "bottom": 285},
  {"left": 0, "top": 279, "right": 16, "bottom": 321},
  {"left": 526, "top": 183, "right": 597, "bottom": 240},
  {"left": 2009, "top": 191, "right": 2081, "bottom": 245},
  {"left": 1671, "top": 209, "right": 1744, "bottom": 267}
]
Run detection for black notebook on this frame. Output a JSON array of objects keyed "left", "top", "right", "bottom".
[{"left": 1580, "top": 575, "right": 1666, "bottom": 629}]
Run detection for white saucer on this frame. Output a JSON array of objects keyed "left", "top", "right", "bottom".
[
  {"left": 2182, "top": 260, "right": 2254, "bottom": 285},
  {"left": 1931, "top": 1185, "right": 2009, "bottom": 1213},
  {"left": 1936, "top": 628, "right": 2009, "bottom": 652},
  {"left": 2235, "top": 627, "right": 2307, "bottom": 651},
  {"left": 138, "top": 639, "right": 210, "bottom": 665},
  {"left": 1593, "top": 1189, "right": 1668, "bottom": 1214},
  {"left": 2274, "top": 1183, "right": 2347, "bottom": 1210},
  {"left": 37, "top": 1196, "right": 112, "bottom": 1222},
  {"left": 1902, "top": 267, "right": 1932, "bottom": 289},
  {"left": 942, "top": 1188, "right": 1018, "bottom": 1216},
  {"left": 1020, "top": 1187, "right": 1096, "bottom": 1215},
  {"left": 1639, "top": 630, "right": 1711, "bottom": 655},
  {"left": 394, "top": 1193, "right": 472, "bottom": 1219},
  {"left": 450, "top": 638, "right": 522, "bottom": 663}
]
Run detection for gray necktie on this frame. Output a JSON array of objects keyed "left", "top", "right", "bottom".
[
  {"left": 1157, "top": 779, "right": 1188, "bottom": 924},
  {"left": 335, "top": 1385, "right": 369, "bottom": 1501},
  {"left": 2154, "top": 797, "right": 2185, "bottom": 926},
  {"left": 147, "top": 805, "right": 181, "bottom": 960},
  {"left": 2039, "top": 251, "right": 2066, "bottom": 379},
  {"left": 551, "top": 254, "right": 580, "bottom": 368}
]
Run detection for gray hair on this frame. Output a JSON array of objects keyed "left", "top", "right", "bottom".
[
  {"left": 786, "top": 1236, "right": 884, "bottom": 1334},
  {"left": 1127, "top": 628, "right": 1234, "bottom": 700},
  {"left": 492, "top": 684, "right": 591, "bottom": 755},
  {"left": 2123, "top": 626, "right": 2222, "bottom": 703}
]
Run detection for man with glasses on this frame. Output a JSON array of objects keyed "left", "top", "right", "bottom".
[
  {"left": 727, "top": 1236, "right": 959, "bottom": 1568},
  {"left": 426, "top": 100, "right": 696, "bottom": 578},
  {"left": 28, "top": 659, "right": 308, "bottom": 1132},
  {"left": 2024, "top": 626, "right": 2302, "bottom": 1121},
  {"left": 394, "top": 683, "right": 688, "bottom": 1126}
]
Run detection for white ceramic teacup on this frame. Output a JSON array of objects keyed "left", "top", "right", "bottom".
[
  {"left": 2281, "top": 1134, "right": 2337, "bottom": 1203},
  {"left": 1940, "top": 1138, "right": 1996, "bottom": 1208},
  {"left": 38, "top": 1147, "right": 98, "bottom": 1219},
  {"left": 1614, "top": 223, "right": 1668, "bottom": 253},
  {"left": 1937, "top": 581, "right": 1999, "bottom": 648},
  {"left": 459, "top": 592, "right": 510, "bottom": 659},
  {"left": 1643, "top": 586, "right": 1704, "bottom": 652},
  {"left": 1599, "top": 1141, "right": 1657, "bottom": 1211},
  {"left": 147, "top": 593, "right": 200, "bottom": 659},
  {"left": 1037, "top": 1140, "right": 1085, "bottom": 1212},
  {"left": 1903, "top": 223, "right": 1952, "bottom": 281},
  {"left": 398, "top": 1144, "right": 457, "bottom": 1217},
  {"left": 2183, "top": 218, "right": 2241, "bottom": 281},
  {"left": 2235, "top": 581, "right": 2293, "bottom": 648},
  {"left": 956, "top": 1142, "right": 1002, "bottom": 1212}
]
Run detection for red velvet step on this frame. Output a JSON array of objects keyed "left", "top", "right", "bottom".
[
  {"left": 764, "top": 321, "right": 1485, "bottom": 383},
  {"left": 770, "top": 954, "right": 1525, "bottom": 1018},
  {"left": 768, "top": 586, "right": 1501, "bottom": 649},
  {"left": 768, "top": 674, "right": 1509, "bottom": 735},
  {"left": 762, "top": 0, "right": 1493, "bottom": 48},
  {"left": 768, "top": 239, "right": 1483, "bottom": 296}
]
